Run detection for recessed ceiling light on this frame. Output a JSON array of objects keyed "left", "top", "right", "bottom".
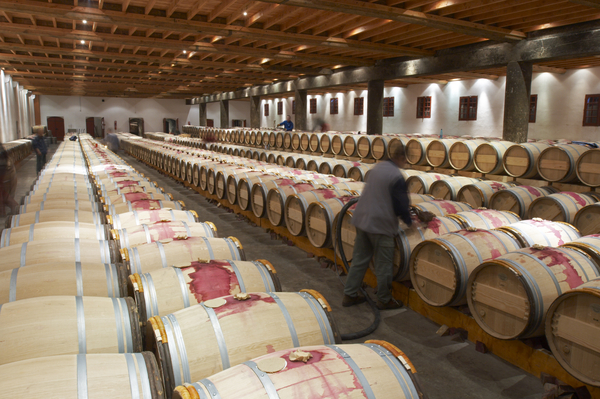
[
  {"left": 80, "top": 40, "right": 85, "bottom": 44},
  {"left": 82, "top": 20, "right": 87, "bottom": 24},
  {"left": 183, "top": 50, "right": 187, "bottom": 54},
  {"left": 243, "top": 11, "right": 247, "bottom": 16}
]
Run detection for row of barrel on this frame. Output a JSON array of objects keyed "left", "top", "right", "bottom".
[
  {"left": 0, "top": 136, "right": 427, "bottom": 399},
  {"left": 176, "top": 126, "right": 600, "bottom": 187},
  {"left": 125, "top": 135, "right": 600, "bottom": 387},
  {"left": 2, "top": 138, "right": 32, "bottom": 164}
]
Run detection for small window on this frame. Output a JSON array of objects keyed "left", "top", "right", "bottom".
[
  {"left": 383, "top": 97, "right": 394, "bottom": 117},
  {"left": 330, "top": 98, "right": 339, "bottom": 115},
  {"left": 292, "top": 100, "right": 295, "bottom": 114},
  {"left": 529, "top": 95, "right": 537, "bottom": 123},
  {"left": 459, "top": 96, "right": 477, "bottom": 121},
  {"left": 264, "top": 104, "right": 269, "bottom": 117},
  {"left": 277, "top": 101, "right": 283, "bottom": 115},
  {"left": 583, "top": 94, "right": 600, "bottom": 126},
  {"left": 310, "top": 98, "right": 317, "bottom": 114},
  {"left": 417, "top": 96, "right": 431, "bottom": 119},
  {"left": 354, "top": 97, "right": 364, "bottom": 116}
]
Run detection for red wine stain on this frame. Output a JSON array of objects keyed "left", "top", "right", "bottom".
[
  {"left": 563, "top": 192, "right": 588, "bottom": 207},
  {"left": 426, "top": 218, "right": 442, "bottom": 234},
  {"left": 530, "top": 220, "right": 569, "bottom": 246},
  {"left": 529, "top": 247, "right": 585, "bottom": 288},
  {"left": 266, "top": 345, "right": 276, "bottom": 354},
  {"left": 211, "top": 292, "right": 276, "bottom": 318},
  {"left": 437, "top": 200, "right": 462, "bottom": 215},
  {"left": 128, "top": 200, "right": 161, "bottom": 210},
  {"left": 468, "top": 209, "right": 512, "bottom": 228},
  {"left": 520, "top": 185, "right": 544, "bottom": 196},
  {"left": 489, "top": 181, "right": 508, "bottom": 191},
  {"left": 109, "top": 171, "right": 129, "bottom": 177},
  {"left": 123, "top": 192, "right": 153, "bottom": 202},
  {"left": 461, "top": 229, "right": 508, "bottom": 259},
  {"left": 183, "top": 260, "right": 240, "bottom": 303},
  {"left": 116, "top": 180, "right": 141, "bottom": 188}
]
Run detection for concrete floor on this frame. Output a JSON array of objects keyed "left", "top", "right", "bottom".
[{"left": 6, "top": 144, "right": 545, "bottom": 399}]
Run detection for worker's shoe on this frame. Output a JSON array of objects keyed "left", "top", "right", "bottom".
[
  {"left": 376, "top": 298, "right": 403, "bottom": 310},
  {"left": 342, "top": 293, "right": 367, "bottom": 307}
]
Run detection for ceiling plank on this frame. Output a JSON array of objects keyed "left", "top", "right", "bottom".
[
  {"left": 253, "top": 0, "right": 526, "bottom": 41},
  {"left": 208, "top": 0, "right": 242, "bottom": 22}
]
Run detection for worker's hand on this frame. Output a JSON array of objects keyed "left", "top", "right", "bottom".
[
  {"left": 415, "top": 209, "right": 436, "bottom": 223},
  {"left": 36, "top": 149, "right": 41, "bottom": 156}
]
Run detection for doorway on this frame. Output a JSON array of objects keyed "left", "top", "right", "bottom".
[
  {"left": 86, "top": 117, "right": 105, "bottom": 138},
  {"left": 47, "top": 116, "right": 65, "bottom": 141},
  {"left": 163, "top": 118, "right": 179, "bottom": 134}
]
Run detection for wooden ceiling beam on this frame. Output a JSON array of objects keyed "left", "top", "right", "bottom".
[
  {"left": 187, "top": 0, "right": 209, "bottom": 20},
  {"left": 166, "top": 0, "right": 183, "bottom": 18},
  {"left": 569, "top": 0, "right": 600, "bottom": 9},
  {"left": 0, "top": 0, "right": 432, "bottom": 57},
  {"left": 145, "top": 0, "right": 158, "bottom": 15},
  {"left": 245, "top": 4, "right": 280, "bottom": 27},
  {"left": 254, "top": 0, "right": 525, "bottom": 41},
  {"left": 208, "top": 0, "right": 242, "bottom": 22},
  {"left": 421, "top": 0, "right": 475, "bottom": 13},
  {"left": 483, "top": 4, "right": 582, "bottom": 26},
  {"left": 532, "top": 65, "right": 567, "bottom": 74}
]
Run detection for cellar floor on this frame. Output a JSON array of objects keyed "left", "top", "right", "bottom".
[{"left": 8, "top": 144, "right": 545, "bottom": 399}]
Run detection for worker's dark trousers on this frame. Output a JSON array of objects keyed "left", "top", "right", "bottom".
[{"left": 343, "top": 227, "right": 395, "bottom": 303}]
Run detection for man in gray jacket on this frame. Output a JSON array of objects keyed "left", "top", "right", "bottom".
[{"left": 342, "top": 145, "right": 413, "bottom": 310}]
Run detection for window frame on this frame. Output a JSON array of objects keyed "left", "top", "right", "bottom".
[
  {"left": 416, "top": 96, "right": 431, "bottom": 119},
  {"left": 529, "top": 94, "right": 537, "bottom": 123},
  {"left": 264, "top": 103, "right": 269, "bottom": 117},
  {"left": 583, "top": 94, "right": 600, "bottom": 126},
  {"left": 277, "top": 101, "right": 283, "bottom": 115},
  {"left": 330, "top": 97, "right": 339, "bottom": 115},
  {"left": 309, "top": 98, "right": 317, "bottom": 114},
  {"left": 459, "top": 96, "right": 478, "bottom": 121},
  {"left": 383, "top": 97, "right": 394, "bottom": 117},
  {"left": 354, "top": 97, "right": 364, "bottom": 116}
]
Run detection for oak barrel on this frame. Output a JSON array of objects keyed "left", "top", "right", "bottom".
[
  {"left": 489, "top": 185, "right": 557, "bottom": 218},
  {"left": 473, "top": 140, "right": 512, "bottom": 175},
  {"left": 467, "top": 246, "right": 600, "bottom": 339},
  {"left": 503, "top": 142, "right": 550, "bottom": 179},
  {"left": 411, "top": 199, "right": 472, "bottom": 216},
  {"left": 545, "top": 277, "right": 600, "bottom": 387},
  {"left": 6, "top": 209, "right": 104, "bottom": 228},
  {"left": 448, "top": 139, "right": 486, "bottom": 171},
  {"left": 576, "top": 148, "right": 600, "bottom": 187},
  {"left": 573, "top": 203, "right": 600, "bottom": 236},
  {"left": 537, "top": 144, "right": 588, "bottom": 183},
  {"left": 406, "top": 172, "right": 448, "bottom": 194},
  {"left": 386, "top": 135, "right": 409, "bottom": 159},
  {"left": 1, "top": 221, "right": 110, "bottom": 247},
  {"left": 128, "top": 259, "right": 281, "bottom": 322},
  {"left": 107, "top": 200, "right": 186, "bottom": 215},
  {"left": 174, "top": 342, "right": 424, "bottom": 399},
  {"left": 113, "top": 221, "right": 216, "bottom": 248},
  {"left": 457, "top": 180, "right": 516, "bottom": 208},
  {"left": 448, "top": 209, "right": 521, "bottom": 229},
  {"left": 561, "top": 234, "right": 600, "bottom": 269},
  {"left": 284, "top": 189, "right": 352, "bottom": 236},
  {"left": 405, "top": 138, "right": 433, "bottom": 166},
  {"left": 528, "top": 191, "right": 597, "bottom": 223},
  {"left": 0, "top": 296, "right": 142, "bottom": 365},
  {"left": 265, "top": 182, "right": 326, "bottom": 227},
  {"left": 305, "top": 195, "right": 357, "bottom": 248},
  {"left": 146, "top": 291, "right": 340, "bottom": 392},
  {"left": 426, "top": 139, "right": 459, "bottom": 168},
  {"left": 428, "top": 176, "right": 480, "bottom": 200},
  {"left": 496, "top": 218, "right": 580, "bottom": 247},
  {"left": 122, "top": 236, "right": 245, "bottom": 274},
  {"left": 109, "top": 209, "right": 198, "bottom": 230}
]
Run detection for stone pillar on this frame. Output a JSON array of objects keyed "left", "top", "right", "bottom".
[
  {"left": 294, "top": 89, "right": 308, "bottom": 131},
  {"left": 503, "top": 61, "right": 532, "bottom": 143},
  {"left": 199, "top": 103, "right": 207, "bottom": 126},
  {"left": 250, "top": 96, "right": 261, "bottom": 128},
  {"left": 367, "top": 79, "right": 384, "bottom": 135},
  {"left": 220, "top": 100, "right": 229, "bottom": 128}
]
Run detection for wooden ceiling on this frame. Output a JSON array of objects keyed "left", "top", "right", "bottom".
[{"left": 0, "top": 0, "right": 599, "bottom": 99}]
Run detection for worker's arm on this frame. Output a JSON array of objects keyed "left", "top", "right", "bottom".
[{"left": 390, "top": 177, "right": 412, "bottom": 227}]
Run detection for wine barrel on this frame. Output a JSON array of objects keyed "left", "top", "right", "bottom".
[
  {"left": 503, "top": 142, "right": 550, "bottom": 179},
  {"left": 284, "top": 189, "right": 352, "bottom": 236},
  {"left": 429, "top": 176, "right": 480, "bottom": 200},
  {"left": 386, "top": 136, "right": 409, "bottom": 159},
  {"left": 107, "top": 199, "right": 185, "bottom": 215},
  {"left": 448, "top": 209, "right": 521, "bottom": 229},
  {"left": 0, "top": 296, "right": 142, "bottom": 365},
  {"left": 561, "top": 235, "right": 600, "bottom": 268},
  {"left": 448, "top": 139, "right": 486, "bottom": 171},
  {"left": 406, "top": 172, "right": 449, "bottom": 194},
  {"left": 576, "top": 148, "right": 600, "bottom": 187},
  {"left": 20, "top": 199, "right": 103, "bottom": 214},
  {"left": 537, "top": 144, "right": 588, "bottom": 183},
  {"left": 0, "top": 238, "right": 118, "bottom": 272},
  {"left": 309, "top": 133, "right": 322, "bottom": 152},
  {"left": 394, "top": 216, "right": 463, "bottom": 281},
  {"left": 305, "top": 195, "right": 357, "bottom": 248},
  {"left": 330, "top": 134, "right": 345, "bottom": 155},
  {"left": 473, "top": 141, "right": 512, "bottom": 175},
  {"left": 370, "top": 135, "right": 392, "bottom": 160},
  {"left": 122, "top": 236, "right": 245, "bottom": 274},
  {"left": 113, "top": 221, "right": 216, "bottom": 249},
  {"left": 405, "top": 138, "right": 433, "bottom": 166},
  {"left": 128, "top": 259, "right": 281, "bottom": 321},
  {"left": 528, "top": 191, "right": 597, "bottom": 223},
  {"left": 457, "top": 180, "right": 516, "bottom": 208},
  {"left": 237, "top": 174, "right": 279, "bottom": 212},
  {"left": 109, "top": 209, "right": 198, "bottom": 230},
  {"left": 0, "top": 261, "right": 126, "bottom": 304},
  {"left": 342, "top": 135, "right": 360, "bottom": 157},
  {"left": 174, "top": 342, "right": 424, "bottom": 399},
  {"left": 467, "top": 246, "right": 600, "bottom": 339},
  {"left": 1, "top": 221, "right": 110, "bottom": 247},
  {"left": 226, "top": 171, "right": 265, "bottom": 206},
  {"left": 489, "top": 185, "right": 557, "bottom": 218},
  {"left": 410, "top": 228, "right": 521, "bottom": 307},
  {"left": 299, "top": 133, "right": 310, "bottom": 151},
  {"left": 0, "top": 352, "right": 164, "bottom": 398},
  {"left": 348, "top": 164, "right": 374, "bottom": 182},
  {"left": 545, "top": 278, "right": 600, "bottom": 387},
  {"left": 496, "top": 218, "right": 580, "bottom": 247},
  {"left": 573, "top": 203, "right": 600, "bottom": 236},
  {"left": 426, "top": 139, "right": 459, "bottom": 168},
  {"left": 412, "top": 199, "right": 472, "bottom": 217},
  {"left": 265, "top": 182, "right": 326, "bottom": 226},
  {"left": 6, "top": 209, "right": 104, "bottom": 228},
  {"left": 102, "top": 191, "right": 174, "bottom": 206},
  {"left": 356, "top": 135, "right": 376, "bottom": 158},
  {"left": 146, "top": 291, "right": 340, "bottom": 392}
]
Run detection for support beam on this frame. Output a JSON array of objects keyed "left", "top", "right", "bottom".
[
  {"left": 367, "top": 80, "right": 384, "bottom": 135},
  {"left": 220, "top": 100, "right": 229, "bottom": 128},
  {"left": 502, "top": 61, "right": 532, "bottom": 143},
  {"left": 294, "top": 89, "right": 307, "bottom": 131},
  {"left": 199, "top": 103, "right": 207, "bottom": 126},
  {"left": 250, "top": 95, "right": 260, "bottom": 128}
]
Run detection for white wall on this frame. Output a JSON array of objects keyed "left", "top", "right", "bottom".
[
  {"left": 256, "top": 66, "right": 600, "bottom": 141},
  {"left": 229, "top": 100, "right": 251, "bottom": 126},
  {"left": 40, "top": 95, "right": 198, "bottom": 134},
  {"left": 0, "top": 71, "right": 34, "bottom": 142}
]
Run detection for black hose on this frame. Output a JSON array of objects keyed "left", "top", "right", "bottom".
[{"left": 334, "top": 197, "right": 382, "bottom": 341}]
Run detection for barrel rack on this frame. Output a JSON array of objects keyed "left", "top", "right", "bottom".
[{"left": 127, "top": 150, "right": 600, "bottom": 396}]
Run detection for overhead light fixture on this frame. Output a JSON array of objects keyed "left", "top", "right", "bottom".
[
  {"left": 243, "top": 11, "right": 248, "bottom": 16},
  {"left": 80, "top": 40, "right": 85, "bottom": 44},
  {"left": 82, "top": 20, "right": 87, "bottom": 24},
  {"left": 183, "top": 50, "right": 187, "bottom": 54}
]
